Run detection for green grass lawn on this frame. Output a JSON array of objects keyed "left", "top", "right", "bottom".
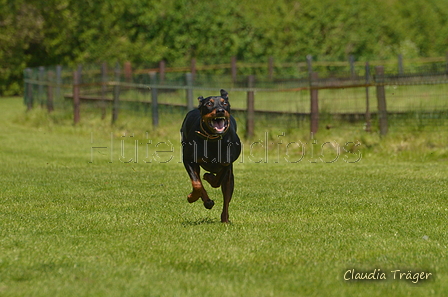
[{"left": 0, "top": 97, "right": 447, "bottom": 296}]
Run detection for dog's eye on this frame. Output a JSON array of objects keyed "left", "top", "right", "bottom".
[
  {"left": 222, "top": 102, "right": 228, "bottom": 106},
  {"left": 206, "top": 102, "right": 213, "bottom": 107}
]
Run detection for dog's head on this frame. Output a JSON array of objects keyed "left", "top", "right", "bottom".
[{"left": 198, "top": 89, "right": 231, "bottom": 135}]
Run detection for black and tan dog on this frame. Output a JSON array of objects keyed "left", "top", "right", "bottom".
[{"left": 181, "top": 89, "right": 241, "bottom": 223}]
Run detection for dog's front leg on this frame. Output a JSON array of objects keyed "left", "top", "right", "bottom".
[{"left": 184, "top": 162, "right": 215, "bottom": 209}]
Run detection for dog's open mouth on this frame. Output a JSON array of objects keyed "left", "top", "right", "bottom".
[{"left": 209, "top": 117, "right": 229, "bottom": 133}]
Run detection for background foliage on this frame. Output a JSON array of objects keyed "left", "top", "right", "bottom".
[{"left": 1, "top": 0, "right": 448, "bottom": 95}]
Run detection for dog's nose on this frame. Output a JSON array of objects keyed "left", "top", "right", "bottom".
[{"left": 217, "top": 108, "right": 225, "bottom": 113}]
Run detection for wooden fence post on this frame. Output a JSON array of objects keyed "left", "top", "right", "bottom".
[
  {"left": 349, "top": 55, "right": 355, "bottom": 78},
  {"left": 231, "top": 56, "right": 237, "bottom": 83},
  {"left": 364, "top": 62, "right": 371, "bottom": 132},
  {"left": 375, "top": 66, "right": 388, "bottom": 135},
  {"left": 268, "top": 56, "right": 274, "bottom": 80},
  {"left": 38, "top": 66, "right": 45, "bottom": 107},
  {"left": 124, "top": 61, "right": 132, "bottom": 84},
  {"left": 25, "top": 68, "right": 33, "bottom": 111},
  {"left": 73, "top": 70, "right": 80, "bottom": 124},
  {"left": 111, "top": 63, "right": 121, "bottom": 125},
  {"left": 77, "top": 64, "right": 83, "bottom": 84},
  {"left": 310, "top": 72, "right": 319, "bottom": 134},
  {"left": 150, "top": 72, "right": 159, "bottom": 127},
  {"left": 306, "top": 55, "right": 313, "bottom": 74},
  {"left": 47, "top": 71, "right": 54, "bottom": 112},
  {"left": 246, "top": 75, "right": 255, "bottom": 138},
  {"left": 56, "top": 65, "right": 62, "bottom": 101},
  {"left": 100, "top": 62, "right": 108, "bottom": 119},
  {"left": 186, "top": 72, "right": 194, "bottom": 110}
]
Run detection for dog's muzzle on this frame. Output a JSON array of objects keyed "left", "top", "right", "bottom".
[{"left": 209, "top": 117, "right": 229, "bottom": 134}]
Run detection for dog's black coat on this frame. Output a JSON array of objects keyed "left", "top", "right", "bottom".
[{"left": 181, "top": 89, "right": 241, "bottom": 222}]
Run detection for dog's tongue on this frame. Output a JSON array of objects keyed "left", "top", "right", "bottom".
[{"left": 213, "top": 119, "right": 226, "bottom": 132}]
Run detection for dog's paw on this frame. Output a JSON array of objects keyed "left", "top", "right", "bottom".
[
  {"left": 187, "top": 193, "right": 200, "bottom": 203},
  {"left": 203, "top": 199, "right": 215, "bottom": 209}
]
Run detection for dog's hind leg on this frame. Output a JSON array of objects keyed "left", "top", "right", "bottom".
[
  {"left": 220, "top": 165, "right": 234, "bottom": 223},
  {"left": 204, "top": 165, "right": 230, "bottom": 188},
  {"left": 203, "top": 173, "right": 220, "bottom": 188}
]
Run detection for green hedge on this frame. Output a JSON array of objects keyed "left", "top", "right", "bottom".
[{"left": 2, "top": 0, "right": 448, "bottom": 95}]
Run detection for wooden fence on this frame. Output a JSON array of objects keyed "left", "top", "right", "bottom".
[{"left": 23, "top": 56, "right": 448, "bottom": 136}]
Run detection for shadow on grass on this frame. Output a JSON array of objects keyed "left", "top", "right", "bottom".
[{"left": 181, "top": 217, "right": 219, "bottom": 226}]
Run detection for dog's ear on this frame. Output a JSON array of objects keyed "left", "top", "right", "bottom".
[
  {"left": 197, "top": 96, "right": 204, "bottom": 108},
  {"left": 220, "top": 89, "right": 228, "bottom": 100}
]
